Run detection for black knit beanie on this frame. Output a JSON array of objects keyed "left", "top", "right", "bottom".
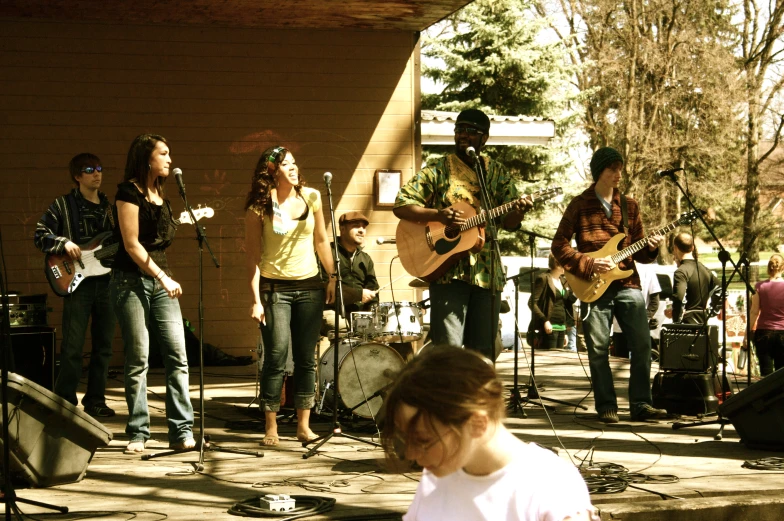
[{"left": 589, "top": 147, "right": 624, "bottom": 181}]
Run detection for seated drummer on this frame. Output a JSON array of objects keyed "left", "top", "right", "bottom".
[{"left": 320, "top": 211, "right": 380, "bottom": 335}]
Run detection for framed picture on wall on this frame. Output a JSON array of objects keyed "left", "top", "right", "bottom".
[{"left": 375, "top": 169, "right": 402, "bottom": 207}]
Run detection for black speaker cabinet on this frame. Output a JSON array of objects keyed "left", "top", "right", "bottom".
[
  {"left": 9, "top": 326, "right": 55, "bottom": 391},
  {"left": 718, "top": 367, "right": 784, "bottom": 451},
  {"left": 0, "top": 373, "right": 112, "bottom": 487},
  {"left": 652, "top": 371, "right": 723, "bottom": 416},
  {"left": 659, "top": 324, "right": 719, "bottom": 372}
]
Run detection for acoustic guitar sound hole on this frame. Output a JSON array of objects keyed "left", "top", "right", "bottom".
[{"left": 444, "top": 225, "right": 460, "bottom": 240}]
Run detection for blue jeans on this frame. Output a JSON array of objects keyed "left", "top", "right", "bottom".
[
  {"left": 259, "top": 288, "right": 324, "bottom": 412},
  {"left": 581, "top": 286, "right": 653, "bottom": 415},
  {"left": 566, "top": 326, "right": 577, "bottom": 352},
  {"left": 55, "top": 275, "right": 116, "bottom": 408},
  {"left": 429, "top": 281, "right": 501, "bottom": 360},
  {"left": 110, "top": 271, "right": 194, "bottom": 444}
]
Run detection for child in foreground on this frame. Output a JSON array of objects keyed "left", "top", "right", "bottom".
[{"left": 381, "top": 345, "right": 597, "bottom": 521}]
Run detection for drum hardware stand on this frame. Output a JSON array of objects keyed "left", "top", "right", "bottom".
[
  {"left": 145, "top": 171, "right": 262, "bottom": 466},
  {"left": 518, "top": 231, "right": 587, "bottom": 412},
  {"left": 663, "top": 172, "right": 756, "bottom": 439},
  {"left": 0, "top": 229, "right": 67, "bottom": 520},
  {"left": 303, "top": 174, "right": 380, "bottom": 459}
]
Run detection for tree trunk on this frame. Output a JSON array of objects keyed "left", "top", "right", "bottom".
[{"left": 743, "top": 86, "right": 761, "bottom": 283}]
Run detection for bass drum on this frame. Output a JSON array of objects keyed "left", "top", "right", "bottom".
[{"left": 319, "top": 340, "right": 404, "bottom": 419}]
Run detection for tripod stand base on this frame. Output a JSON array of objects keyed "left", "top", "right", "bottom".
[
  {"left": 142, "top": 436, "right": 263, "bottom": 462},
  {"left": 523, "top": 383, "right": 588, "bottom": 410},
  {"left": 302, "top": 424, "right": 380, "bottom": 459}
]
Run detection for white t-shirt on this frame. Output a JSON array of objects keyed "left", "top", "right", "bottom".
[{"left": 403, "top": 442, "right": 596, "bottom": 521}]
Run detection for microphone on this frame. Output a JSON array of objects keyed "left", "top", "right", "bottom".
[
  {"left": 172, "top": 167, "right": 185, "bottom": 196},
  {"left": 657, "top": 167, "right": 684, "bottom": 178},
  {"left": 465, "top": 146, "right": 477, "bottom": 158},
  {"left": 376, "top": 237, "right": 396, "bottom": 245},
  {"left": 323, "top": 172, "right": 332, "bottom": 185}
]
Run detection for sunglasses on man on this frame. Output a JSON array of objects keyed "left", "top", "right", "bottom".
[
  {"left": 81, "top": 166, "right": 102, "bottom": 174},
  {"left": 454, "top": 125, "right": 485, "bottom": 136}
]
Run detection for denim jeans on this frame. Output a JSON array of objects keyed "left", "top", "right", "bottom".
[
  {"left": 429, "top": 281, "right": 501, "bottom": 360},
  {"left": 754, "top": 329, "right": 784, "bottom": 376},
  {"left": 581, "top": 286, "right": 653, "bottom": 415},
  {"left": 259, "top": 288, "right": 324, "bottom": 412},
  {"left": 538, "top": 330, "right": 565, "bottom": 350},
  {"left": 55, "top": 275, "right": 116, "bottom": 408},
  {"left": 566, "top": 326, "right": 577, "bottom": 352},
  {"left": 110, "top": 271, "right": 194, "bottom": 444}
]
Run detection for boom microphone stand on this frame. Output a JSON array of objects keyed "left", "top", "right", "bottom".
[
  {"left": 518, "top": 230, "right": 586, "bottom": 411},
  {"left": 303, "top": 172, "right": 380, "bottom": 459},
  {"left": 0, "top": 229, "right": 68, "bottom": 519},
  {"left": 145, "top": 169, "right": 262, "bottom": 466},
  {"left": 665, "top": 171, "right": 755, "bottom": 439}
]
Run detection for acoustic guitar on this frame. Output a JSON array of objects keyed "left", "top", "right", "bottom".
[
  {"left": 396, "top": 187, "right": 562, "bottom": 281},
  {"left": 44, "top": 206, "right": 214, "bottom": 296},
  {"left": 565, "top": 210, "right": 702, "bottom": 303}
]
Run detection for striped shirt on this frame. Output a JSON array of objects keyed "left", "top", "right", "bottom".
[{"left": 34, "top": 188, "right": 113, "bottom": 254}]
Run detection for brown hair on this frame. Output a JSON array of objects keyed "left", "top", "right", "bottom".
[
  {"left": 124, "top": 134, "right": 169, "bottom": 199},
  {"left": 68, "top": 153, "right": 101, "bottom": 185},
  {"left": 768, "top": 254, "right": 784, "bottom": 278},
  {"left": 548, "top": 251, "right": 561, "bottom": 271},
  {"left": 244, "top": 146, "right": 306, "bottom": 216},
  {"left": 380, "top": 345, "right": 505, "bottom": 468}
]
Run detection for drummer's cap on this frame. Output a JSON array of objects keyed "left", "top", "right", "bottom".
[{"left": 339, "top": 211, "right": 369, "bottom": 227}]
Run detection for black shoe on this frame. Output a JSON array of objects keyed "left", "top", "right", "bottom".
[
  {"left": 598, "top": 409, "right": 619, "bottom": 423},
  {"left": 84, "top": 403, "right": 116, "bottom": 418},
  {"left": 630, "top": 404, "right": 668, "bottom": 421}
]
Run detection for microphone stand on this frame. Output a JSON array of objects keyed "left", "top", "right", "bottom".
[
  {"left": 469, "top": 151, "right": 501, "bottom": 362},
  {"left": 665, "top": 173, "right": 755, "bottom": 439},
  {"left": 0, "top": 229, "right": 67, "bottom": 520},
  {"left": 517, "top": 230, "right": 586, "bottom": 411},
  {"left": 145, "top": 177, "right": 262, "bottom": 465},
  {"left": 303, "top": 174, "right": 380, "bottom": 459}
]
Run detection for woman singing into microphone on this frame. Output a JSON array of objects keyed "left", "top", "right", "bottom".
[{"left": 245, "top": 146, "right": 336, "bottom": 446}]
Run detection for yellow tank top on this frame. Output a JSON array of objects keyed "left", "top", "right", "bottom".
[{"left": 259, "top": 187, "right": 321, "bottom": 280}]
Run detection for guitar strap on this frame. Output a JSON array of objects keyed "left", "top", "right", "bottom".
[{"left": 65, "top": 192, "right": 82, "bottom": 244}]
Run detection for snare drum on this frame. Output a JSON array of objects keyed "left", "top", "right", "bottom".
[
  {"left": 318, "top": 339, "right": 404, "bottom": 419},
  {"left": 372, "top": 301, "right": 423, "bottom": 343}
]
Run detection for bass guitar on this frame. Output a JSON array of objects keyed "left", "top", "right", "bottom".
[
  {"left": 396, "top": 187, "right": 563, "bottom": 281},
  {"left": 44, "top": 206, "right": 214, "bottom": 297},
  {"left": 564, "top": 210, "right": 702, "bottom": 303}
]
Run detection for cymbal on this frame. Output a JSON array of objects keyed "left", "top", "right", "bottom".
[{"left": 409, "top": 278, "right": 430, "bottom": 288}]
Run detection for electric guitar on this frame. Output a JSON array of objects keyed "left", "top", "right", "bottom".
[
  {"left": 396, "top": 187, "right": 563, "bottom": 281},
  {"left": 564, "top": 210, "right": 703, "bottom": 303},
  {"left": 44, "top": 206, "right": 214, "bottom": 296}
]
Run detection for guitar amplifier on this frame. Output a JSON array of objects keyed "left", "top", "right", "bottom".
[
  {"left": 659, "top": 323, "right": 719, "bottom": 373},
  {"left": 0, "top": 294, "right": 48, "bottom": 328}
]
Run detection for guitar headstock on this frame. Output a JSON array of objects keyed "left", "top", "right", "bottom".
[
  {"left": 178, "top": 206, "right": 215, "bottom": 225},
  {"left": 677, "top": 209, "right": 704, "bottom": 226},
  {"left": 528, "top": 186, "right": 563, "bottom": 203}
]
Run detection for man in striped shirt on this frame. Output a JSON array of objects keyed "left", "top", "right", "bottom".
[
  {"left": 552, "top": 147, "right": 667, "bottom": 424},
  {"left": 34, "top": 153, "right": 117, "bottom": 418}
]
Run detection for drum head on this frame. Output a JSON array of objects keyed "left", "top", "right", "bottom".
[{"left": 337, "top": 342, "right": 404, "bottom": 419}]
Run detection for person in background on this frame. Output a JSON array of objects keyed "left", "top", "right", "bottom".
[
  {"left": 381, "top": 345, "right": 597, "bottom": 521},
  {"left": 245, "top": 146, "right": 336, "bottom": 446},
  {"left": 528, "top": 253, "right": 576, "bottom": 350},
  {"left": 111, "top": 134, "right": 194, "bottom": 454},
  {"left": 34, "top": 153, "right": 117, "bottom": 418},
  {"left": 669, "top": 232, "right": 718, "bottom": 324},
  {"left": 746, "top": 254, "right": 784, "bottom": 376}
]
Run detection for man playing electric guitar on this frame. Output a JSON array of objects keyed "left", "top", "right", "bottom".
[
  {"left": 393, "top": 109, "right": 532, "bottom": 359},
  {"left": 33, "top": 153, "right": 117, "bottom": 418},
  {"left": 551, "top": 147, "right": 667, "bottom": 424}
]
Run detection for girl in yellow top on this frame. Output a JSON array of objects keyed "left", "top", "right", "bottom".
[{"left": 245, "top": 146, "right": 336, "bottom": 445}]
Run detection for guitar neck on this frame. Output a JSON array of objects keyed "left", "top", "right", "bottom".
[
  {"left": 459, "top": 193, "right": 548, "bottom": 232},
  {"left": 94, "top": 242, "right": 119, "bottom": 260},
  {"left": 610, "top": 220, "right": 680, "bottom": 264}
]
